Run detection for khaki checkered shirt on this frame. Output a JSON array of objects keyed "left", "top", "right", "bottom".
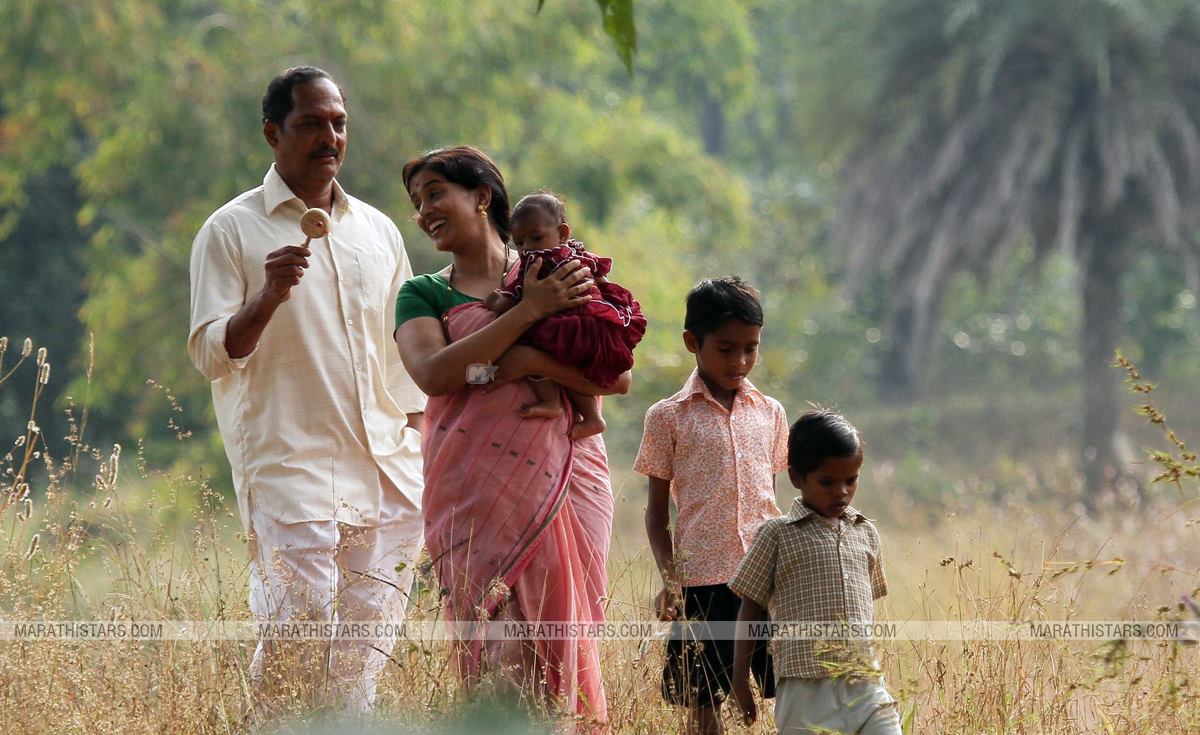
[{"left": 729, "top": 497, "right": 887, "bottom": 680}]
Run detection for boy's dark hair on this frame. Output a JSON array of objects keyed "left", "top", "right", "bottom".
[
  {"left": 402, "top": 146, "right": 513, "bottom": 244},
  {"left": 683, "top": 277, "right": 763, "bottom": 343},
  {"left": 512, "top": 190, "right": 567, "bottom": 227},
  {"left": 788, "top": 409, "right": 863, "bottom": 475},
  {"left": 262, "top": 66, "right": 345, "bottom": 126}
]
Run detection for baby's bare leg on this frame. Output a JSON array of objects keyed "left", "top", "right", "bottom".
[
  {"left": 519, "top": 379, "right": 565, "bottom": 421},
  {"left": 567, "top": 390, "right": 605, "bottom": 440}
]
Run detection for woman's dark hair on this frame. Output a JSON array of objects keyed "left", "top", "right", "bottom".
[
  {"left": 788, "top": 409, "right": 864, "bottom": 475},
  {"left": 683, "top": 276, "right": 763, "bottom": 344},
  {"left": 262, "top": 66, "right": 345, "bottom": 126},
  {"left": 512, "top": 190, "right": 567, "bottom": 227},
  {"left": 401, "top": 146, "right": 512, "bottom": 244}
]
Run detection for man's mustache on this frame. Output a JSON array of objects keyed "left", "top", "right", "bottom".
[{"left": 310, "top": 147, "right": 340, "bottom": 159}]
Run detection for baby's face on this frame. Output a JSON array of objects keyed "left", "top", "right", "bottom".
[{"left": 511, "top": 215, "right": 566, "bottom": 252}]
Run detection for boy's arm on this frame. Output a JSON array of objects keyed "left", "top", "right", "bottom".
[
  {"left": 772, "top": 399, "right": 789, "bottom": 504},
  {"left": 870, "top": 524, "right": 889, "bottom": 600},
  {"left": 730, "top": 597, "right": 763, "bottom": 725},
  {"left": 645, "top": 476, "right": 681, "bottom": 621}
]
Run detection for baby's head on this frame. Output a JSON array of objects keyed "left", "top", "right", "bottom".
[
  {"left": 788, "top": 409, "right": 864, "bottom": 519},
  {"left": 682, "top": 277, "right": 764, "bottom": 395},
  {"left": 511, "top": 191, "right": 571, "bottom": 252}
]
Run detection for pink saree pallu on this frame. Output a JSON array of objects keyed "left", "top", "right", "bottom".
[{"left": 422, "top": 302, "right": 612, "bottom": 729}]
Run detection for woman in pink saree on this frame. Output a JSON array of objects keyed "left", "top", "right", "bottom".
[{"left": 393, "top": 147, "right": 623, "bottom": 730}]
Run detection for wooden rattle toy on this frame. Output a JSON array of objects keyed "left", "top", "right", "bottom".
[
  {"left": 300, "top": 207, "right": 332, "bottom": 245},
  {"left": 281, "top": 208, "right": 332, "bottom": 302}
]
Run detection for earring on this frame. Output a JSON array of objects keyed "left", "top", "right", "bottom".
[{"left": 477, "top": 204, "right": 488, "bottom": 219}]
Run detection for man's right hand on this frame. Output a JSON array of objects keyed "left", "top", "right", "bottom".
[{"left": 264, "top": 244, "right": 311, "bottom": 302}]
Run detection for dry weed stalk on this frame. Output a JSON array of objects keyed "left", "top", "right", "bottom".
[{"left": 0, "top": 337, "right": 1196, "bottom": 733}]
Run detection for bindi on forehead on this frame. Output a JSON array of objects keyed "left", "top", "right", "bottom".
[{"left": 409, "top": 175, "right": 445, "bottom": 198}]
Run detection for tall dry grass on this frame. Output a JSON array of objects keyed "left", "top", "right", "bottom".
[{"left": 0, "top": 337, "right": 1196, "bottom": 733}]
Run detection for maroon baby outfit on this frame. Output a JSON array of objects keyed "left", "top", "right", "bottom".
[{"left": 498, "top": 240, "right": 646, "bottom": 387}]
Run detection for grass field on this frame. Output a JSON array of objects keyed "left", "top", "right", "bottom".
[{"left": 1, "top": 353, "right": 1197, "bottom": 733}]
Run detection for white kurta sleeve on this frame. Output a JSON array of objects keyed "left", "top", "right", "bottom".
[{"left": 188, "top": 219, "right": 256, "bottom": 381}]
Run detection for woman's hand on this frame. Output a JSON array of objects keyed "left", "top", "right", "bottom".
[{"left": 517, "top": 257, "right": 594, "bottom": 320}]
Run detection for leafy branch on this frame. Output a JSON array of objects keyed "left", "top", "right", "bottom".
[{"left": 538, "top": 0, "right": 636, "bottom": 74}]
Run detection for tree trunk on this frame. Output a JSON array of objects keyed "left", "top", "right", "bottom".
[
  {"left": 699, "top": 92, "right": 726, "bottom": 157},
  {"left": 879, "top": 303, "right": 920, "bottom": 402},
  {"left": 1079, "top": 236, "right": 1126, "bottom": 503},
  {"left": 878, "top": 289, "right": 944, "bottom": 403}
]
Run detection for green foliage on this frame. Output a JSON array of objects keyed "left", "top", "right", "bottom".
[
  {"left": 0, "top": 0, "right": 743, "bottom": 481},
  {"left": 776, "top": 0, "right": 1200, "bottom": 495},
  {"left": 594, "top": 0, "right": 637, "bottom": 75},
  {"left": 3, "top": 0, "right": 1199, "bottom": 499},
  {"left": 537, "top": 0, "right": 636, "bottom": 74}
]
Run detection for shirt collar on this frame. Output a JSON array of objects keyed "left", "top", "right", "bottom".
[
  {"left": 263, "top": 163, "right": 351, "bottom": 217},
  {"left": 672, "top": 368, "right": 764, "bottom": 407},
  {"left": 783, "top": 496, "right": 867, "bottom": 524}
]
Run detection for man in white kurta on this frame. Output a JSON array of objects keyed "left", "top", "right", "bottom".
[{"left": 187, "top": 66, "right": 424, "bottom": 713}]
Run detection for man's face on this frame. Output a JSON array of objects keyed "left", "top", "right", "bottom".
[{"left": 265, "top": 77, "right": 347, "bottom": 194}]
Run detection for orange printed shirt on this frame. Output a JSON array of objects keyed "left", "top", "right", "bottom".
[{"left": 634, "top": 369, "right": 789, "bottom": 586}]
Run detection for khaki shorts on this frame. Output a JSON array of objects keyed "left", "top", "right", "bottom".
[{"left": 774, "top": 676, "right": 901, "bottom": 734}]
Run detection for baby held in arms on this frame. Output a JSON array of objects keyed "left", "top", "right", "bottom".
[{"left": 483, "top": 191, "right": 646, "bottom": 439}]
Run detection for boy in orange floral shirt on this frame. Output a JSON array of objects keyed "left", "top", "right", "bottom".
[{"left": 635, "top": 277, "right": 789, "bottom": 734}]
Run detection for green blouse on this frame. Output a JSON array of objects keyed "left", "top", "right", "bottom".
[{"left": 395, "top": 273, "right": 480, "bottom": 326}]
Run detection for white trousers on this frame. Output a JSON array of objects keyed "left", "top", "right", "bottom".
[
  {"left": 247, "top": 474, "right": 423, "bottom": 712},
  {"left": 775, "top": 676, "right": 901, "bottom": 735}
]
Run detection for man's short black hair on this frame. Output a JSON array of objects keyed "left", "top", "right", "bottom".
[
  {"left": 683, "top": 276, "right": 764, "bottom": 344},
  {"left": 261, "top": 66, "right": 346, "bottom": 126}
]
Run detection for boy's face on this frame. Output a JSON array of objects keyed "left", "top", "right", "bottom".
[
  {"left": 683, "top": 319, "right": 761, "bottom": 396},
  {"left": 790, "top": 453, "right": 863, "bottom": 519},
  {"left": 511, "top": 213, "right": 569, "bottom": 252}
]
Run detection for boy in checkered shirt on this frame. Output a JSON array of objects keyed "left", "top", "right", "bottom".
[
  {"left": 635, "top": 277, "right": 789, "bottom": 734},
  {"left": 729, "top": 410, "right": 901, "bottom": 734}
]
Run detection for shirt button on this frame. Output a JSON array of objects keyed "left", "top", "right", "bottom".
[
  {"left": 356, "top": 362, "right": 363, "bottom": 370},
  {"left": 346, "top": 318, "right": 354, "bottom": 326}
]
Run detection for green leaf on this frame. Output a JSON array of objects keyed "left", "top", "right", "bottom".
[{"left": 595, "top": 0, "right": 636, "bottom": 75}]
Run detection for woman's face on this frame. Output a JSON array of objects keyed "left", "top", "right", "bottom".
[{"left": 407, "top": 168, "right": 488, "bottom": 252}]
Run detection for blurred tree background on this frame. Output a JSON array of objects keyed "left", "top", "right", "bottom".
[{"left": 2, "top": 0, "right": 1198, "bottom": 505}]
